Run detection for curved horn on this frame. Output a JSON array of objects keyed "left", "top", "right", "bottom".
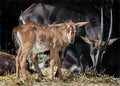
[
  {"left": 104, "top": 9, "right": 113, "bottom": 46},
  {"left": 94, "top": 7, "right": 104, "bottom": 68},
  {"left": 98, "top": 7, "right": 104, "bottom": 46},
  {"left": 22, "top": 3, "right": 35, "bottom": 14}
]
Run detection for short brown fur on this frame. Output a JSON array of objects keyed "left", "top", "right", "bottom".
[{"left": 12, "top": 21, "right": 88, "bottom": 81}]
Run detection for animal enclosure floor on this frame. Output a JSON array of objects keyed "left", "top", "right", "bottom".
[{"left": 0, "top": 68, "right": 120, "bottom": 86}]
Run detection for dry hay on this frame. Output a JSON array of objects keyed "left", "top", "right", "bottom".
[{"left": 0, "top": 67, "right": 120, "bottom": 86}]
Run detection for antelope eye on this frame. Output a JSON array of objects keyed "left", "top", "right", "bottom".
[{"left": 67, "top": 28, "right": 71, "bottom": 33}]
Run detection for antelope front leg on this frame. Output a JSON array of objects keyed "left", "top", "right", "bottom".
[
  {"left": 49, "top": 50, "right": 55, "bottom": 80},
  {"left": 54, "top": 51, "right": 62, "bottom": 80}
]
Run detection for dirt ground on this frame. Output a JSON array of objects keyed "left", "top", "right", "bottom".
[{"left": 0, "top": 67, "right": 120, "bottom": 86}]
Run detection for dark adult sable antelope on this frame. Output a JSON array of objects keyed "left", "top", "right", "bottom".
[
  {"left": 19, "top": 3, "right": 82, "bottom": 25},
  {"left": 12, "top": 21, "right": 88, "bottom": 81},
  {"left": 80, "top": 8, "right": 116, "bottom": 72},
  {"left": 102, "top": 38, "right": 120, "bottom": 77},
  {"left": 0, "top": 51, "right": 32, "bottom": 76},
  {"left": 61, "top": 35, "right": 93, "bottom": 72},
  {"left": 0, "top": 51, "right": 16, "bottom": 76}
]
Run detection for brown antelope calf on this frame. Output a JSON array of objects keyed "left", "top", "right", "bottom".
[{"left": 12, "top": 21, "right": 88, "bottom": 81}]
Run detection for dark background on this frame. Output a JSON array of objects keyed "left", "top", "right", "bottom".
[{"left": 0, "top": 0, "right": 120, "bottom": 54}]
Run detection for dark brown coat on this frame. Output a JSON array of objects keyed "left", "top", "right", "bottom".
[{"left": 0, "top": 51, "right": 15, "bottom": 75}]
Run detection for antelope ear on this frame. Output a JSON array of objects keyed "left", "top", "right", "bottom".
[
  {"left": 75, "top": 22, "right": 88, "bottom": 27},
  {"left": 109, "top": 38, "right": 118, "bottom": 45},
  {"left": 80, "top": 36, "right": 92, "bottom": 45}
]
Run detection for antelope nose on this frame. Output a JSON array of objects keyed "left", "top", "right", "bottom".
[{"left": 70, "top": 40, "right": 75, "bottom": 44}]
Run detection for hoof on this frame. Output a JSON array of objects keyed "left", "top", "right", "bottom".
[
  {"left": 49, "top": 76, "right": 54, "bottom": 80},
  {"left": 35, "top": 76, "right": 43, "bottom": 82},
  {"left": 15, "top": 77, "right": 27, "bottom": 85},
  {"left": 22, "top": 76, "right": 28, "bottom": 81},
  {"left": 38, "top": 74, "right": 45, "bottom": 79},
  {"left": 59, "top": 76, "right": 63, "bottom": 80},
  {"left": 15, "top": 79, "right": 22, "bottom": 85}
]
